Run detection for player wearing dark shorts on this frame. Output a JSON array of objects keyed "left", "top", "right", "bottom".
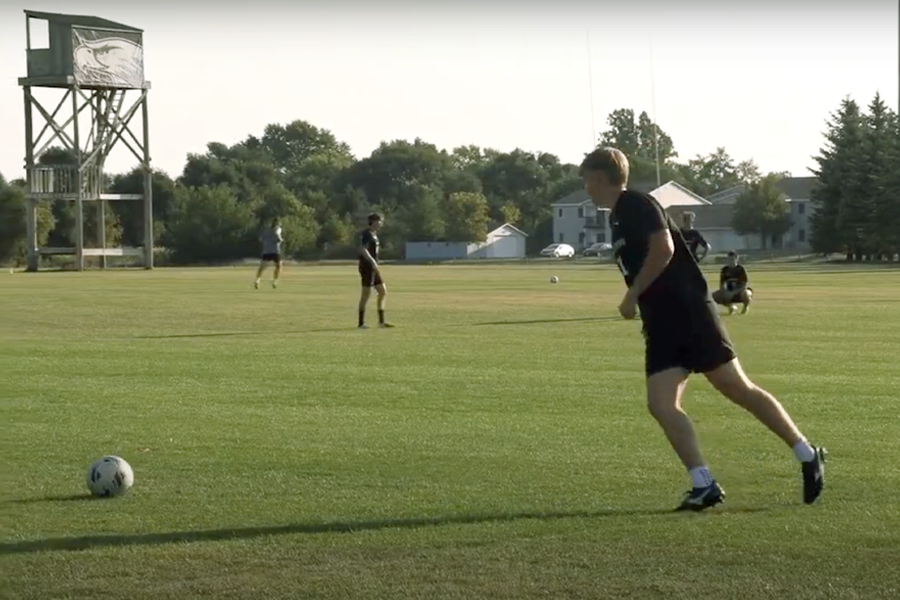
[
  {"left": 712, "top": 251, "right": 753, "bottom": 314},
  {"left": 679, "top": 211, "right": 710, "bottom": 263},
  {"left": 357, "top": 213, "right": 393, "bottom": 329},
  {"left": 580, "top": 147, "right": 825, "bottom": 511}
]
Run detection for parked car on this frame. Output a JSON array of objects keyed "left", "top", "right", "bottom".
[
  {"left": 582, "top": 242, "right": 613, "bottom": 256},
  {"left": 540, "top": 243, "right": 576, "bottom": 258}
]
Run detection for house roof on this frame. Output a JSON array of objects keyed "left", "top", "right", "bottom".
[
  {"left": 490, "top": 222, "right": 528, "bottom": 237},
  {"left": 550, "top": 189, "right": 591, "bottom": 207},
  {"left": 706, "top": 177, "right": 819, "bottom": 205},
  {"left": 666, "top": 203, "right": 735, "bottom": 230},
  {"left": 649, "top": 181, "right": 711, "bottom": 208},
  {"left": 706, "top": 185, "right": 745, "bottom": 204},
  {"left": 550, "top": 180, "right": 705, "bottom": 208},
  {"left": 24, "top": 10, "right": 143, "bottom": 33},
  {"left": 775, "top": 176, "right": 817, "bottom": 200}
]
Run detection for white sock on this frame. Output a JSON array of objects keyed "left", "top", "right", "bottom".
[
  {"left": 689, "top": 466, "right": 715, "bottom": 488},
  {"left": 793, "top": 441, "right": 816, "bottom": 463}
]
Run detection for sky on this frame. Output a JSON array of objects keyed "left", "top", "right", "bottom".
[{"left": 0, "top": 0, "right": 897, "bottom": 185}]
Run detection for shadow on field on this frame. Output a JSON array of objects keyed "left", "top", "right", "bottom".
[
  {"left": 471, "top": 316, "right": 621, "bottom": 327},
  {"left": 132, "top": 327, "right": 352, "bottom": 339},
  {"left": 6, "top": 494, "right": 102, "bottom": 504},
  {"left": 0, "top": 506, "right": 776, "bottom": 555}
]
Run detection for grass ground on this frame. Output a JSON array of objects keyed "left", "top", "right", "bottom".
[{"left": 1, "top": 262, "right": 899, "bottom": 600}]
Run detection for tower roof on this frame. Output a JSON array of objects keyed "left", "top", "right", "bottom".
[{"left": 24, "top": 10, "right": 143, "bottom": 33}]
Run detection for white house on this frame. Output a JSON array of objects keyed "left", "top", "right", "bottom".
[
  {"left": 405, "top": 223, "right": 528, "bottom": 261},
  {"left": 552, "top": 181, "right": 709, "bottom": 251},
  {"left": 693, "top": 177, "right": 816, "bottom": 251}
]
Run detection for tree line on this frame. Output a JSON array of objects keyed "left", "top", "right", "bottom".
[
  {"left": 809, "top": 94, "right": 900, "bottom": 259},
  {"left": 1, "top": 99, "right": 897, "bottom": 265}
]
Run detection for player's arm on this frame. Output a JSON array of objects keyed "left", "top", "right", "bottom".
[
  {"left": 719, "top": 267, "right": 727, "bottom": 289},
  {"left": 626, "top": 200, "right": 674, "bottom": 299},
  {"left": 358, "top": 232, "right": 379, "bottom": 270},
  {"left": 696, "top": 233, "right": 710, "bottom": 260},
  {"left": 275, "top": 227, "right": 283, "bottom": 243},
  {"left": 737, "top": 266, "right": 749, "bottom": 285}
]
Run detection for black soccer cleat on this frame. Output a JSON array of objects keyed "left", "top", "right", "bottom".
[
  {"left": 802, "top": 447, "right": 827, "bottom": 504},
  {"left": 675, "top": 482, "right": 725, "bottom": 512}
]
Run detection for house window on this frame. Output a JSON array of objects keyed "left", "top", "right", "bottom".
[
  {"left": 558, "top": 208, "right": 563, "bottom": 218},
  {"left": 798, "top": 229, "right": 806, "bottom": 242},
  {"left": 798, "top": 202, "right": 805, "bottom": 215},
  {"left": 577, "top": 208, "right": 584, "bottom": 218},
  {"left": 597, "top": 233, "right": 606, "bottom": 243},
  {"left": 559, "top": 233, "right": 564, "bottom": 243}
]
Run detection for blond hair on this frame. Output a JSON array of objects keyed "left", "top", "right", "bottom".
[{"left": 579, "top": 147, "right": 630, "bottom": 187}]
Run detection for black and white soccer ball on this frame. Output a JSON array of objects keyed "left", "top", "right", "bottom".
[
  {"left": 549, "top": 275, "right": 559, "bottom": 284},
  {"left": 86, "top": 455, "right": 134, "bottom": 497}
]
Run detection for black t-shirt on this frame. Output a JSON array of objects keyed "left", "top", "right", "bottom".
[
  {"left": 720, "top": 265, "right": 748, "bottom": 289},
  {"left": 359, "top": 228, "right": 379, "bottom": 267},
  {"left": 681, "top": 228, "right": 709, "bottom": 260},
  {"left": 610, "top": 190, "right": 710, "bottom": 309}
]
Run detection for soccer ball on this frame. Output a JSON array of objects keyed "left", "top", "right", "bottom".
[
  {"left": 549, "top": 275, "right": 559, "bottom": 284},
  {"left": 86, "top": 456, "right": 134, "bottom": 497}
]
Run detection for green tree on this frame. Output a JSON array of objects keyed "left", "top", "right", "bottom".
[
  {"left": 600, "top": 109, "right": 641, "bottom": 156},
  {"left": 162, "top": 184, "right": 255, "bottom": 264},
  {"left": 678, "top": 148, "right": 746, "bottom": 197},
  {"left": 599, "top": 108, "right": 681, "bottom": 187},
  {"left": 499, "top": 202, "right": 521, "bottom": 225},
  {"left": 809, "top": 97, "right": 868, "bottom": 257},
  {"left": 0, "top": 176, "right": 56, "bottom": 265},
  {"left": 445, "top": 192, "right": 490, "bottom": 242},
  {"left": 109, "top": 168, "right": 177, "bottom": 246},
  {"left": 403, "top": 184, "right": 446, "bottom": 241},
  {"left": 732, "top": 173, "right": 792, "bottom": 249},
  {"left": 862, "top": 93, "right": 900, "bottom": 258},
  {"left": 319, "top": 212, "right": 357, "bottom": 258}
]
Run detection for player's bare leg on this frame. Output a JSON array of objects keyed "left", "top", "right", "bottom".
[
  {"left": 647, "top": 368, "right": 724, "bottom": 510},
  {"left": 254, "top": 261, "right": 266, "bottom": 289},
  {"left": 741, "top": 289, "right": 753, "bottom": 314},
  {"left": 704, "top": 358, "right": 825, "bottom": 504},
  {"left": 358, "top": 287, "right": 372, "bottom": 329},
  {"left": 374, "top": 283, "right": 393, "bottom": 328},
  {"left": 272, "top": 260, "right": 282, "bottom": 288}
]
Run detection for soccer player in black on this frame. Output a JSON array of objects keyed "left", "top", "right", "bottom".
[
  {"left": 357, "top": 213, "right": 393, "bottom": 329},
  {"left": 680, "top": 211, "right": 711, "bottom": 263},
  {"left": 580, "top": 147, "right": 825, "bottom": 511},
  {"left": 713, "top": 251, "right": 753, "bottom": 314}
]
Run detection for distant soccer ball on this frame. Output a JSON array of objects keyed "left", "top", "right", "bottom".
[
  {"left": 86, "top": 456, "right": 134, "bottom": 497},
  {"left": 549, "top": 275, "right": 559, "bottom": 284}
]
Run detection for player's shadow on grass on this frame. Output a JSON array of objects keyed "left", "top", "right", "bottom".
[
  {"left": 132, "top": 327, "right": 351, "bottom": 339},
  {"left": 6, "top": 494, "right": 104, "bottom": 504},
  {"left": 0, "top": 505, "right": 776, "bottom": 555},
  {"left": 470, "top": 316, "right": 621, "bottom": 327}
]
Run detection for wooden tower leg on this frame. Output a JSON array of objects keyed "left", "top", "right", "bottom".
[{"left": 142, "top": 94, "right": 153, "bottom": 270}]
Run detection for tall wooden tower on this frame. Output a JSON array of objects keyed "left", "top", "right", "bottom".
[{"left": 18, "top": 10, "right": 153, "bottom": 271}]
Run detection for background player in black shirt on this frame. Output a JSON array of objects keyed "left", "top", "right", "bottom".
[
  {"left": 357, "top": 213, "right": 393, "bottom": 329},
  {"left": 713, "top": 251, "right": 753, "bottom": 314},
  {"left": 679, "top": 211, "right": 711, "bottom": 263},
  {"left": 580, "top": 147, "right": 825, "bottom": 511}
]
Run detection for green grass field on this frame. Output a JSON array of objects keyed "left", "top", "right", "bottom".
[{"left": 2, "top": 262, "right": 899, "bottom": 600}]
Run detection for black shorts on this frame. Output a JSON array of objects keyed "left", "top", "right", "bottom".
[
  {"left": 261, "top": 253, "right": 281, "bottom": 263},
  {"left": 641, "top": 294, "right": 736, "bottom": 377},
  {"left": 359, "top": 265, "right": 384, "bottom": 288}
]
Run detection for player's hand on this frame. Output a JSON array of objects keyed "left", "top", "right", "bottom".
[{"left": 618, "top": 290, "right": 638, "bottom": 320}]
